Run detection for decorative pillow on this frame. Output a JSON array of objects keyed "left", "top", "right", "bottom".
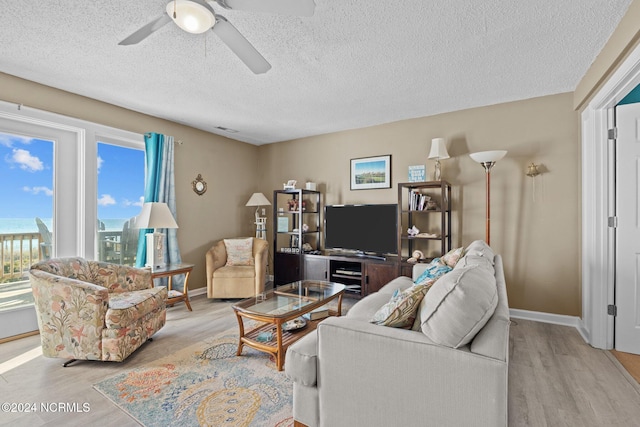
[
  {"left": 224, "top": 238, "right": 254, "bottom": 266},
  {"left": 413, "top": 258, "right": 452, "bottom": 286},
  {"left": 370, "top": 284, "right": 431, "bottom": 329},
  {"left": 418, "top": 264, "right": 498, "bottom": 348},
  {"left": 441, "top": 247, "right": 465, "bottom": 268}
]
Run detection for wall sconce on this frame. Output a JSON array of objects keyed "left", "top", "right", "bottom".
[
  {"left": 526, "top": 163, "right": 540, "bottom": 178},
  {"left": 526, "top": 163, "right": 541, "bottom": 201}
]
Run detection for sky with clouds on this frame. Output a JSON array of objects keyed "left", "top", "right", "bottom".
[{"left": 0, "top": 132, "right": 144, "bottom": 223}]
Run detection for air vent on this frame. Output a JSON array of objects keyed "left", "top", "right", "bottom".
[{"left": 215, "top": 126, "right": 239, "bottom": 133}]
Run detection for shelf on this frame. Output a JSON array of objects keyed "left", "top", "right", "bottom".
[
  {"left": 398, "top": 181, "right": 452, "bottom": 259},
  {"left": 276, "top": 231, "right": 320, "bottom": 235},
  {"left": 274, "top": 188, "right": 322, "bottom": 286},
  {"left": 278, "top": 210, "right": 320, "bottom": 214},
  {"left": 402, "top": 209, "right": 447, "bottom": 213},
  {"left": 402, "top": 235, "right": 444, "bottom": 240}
]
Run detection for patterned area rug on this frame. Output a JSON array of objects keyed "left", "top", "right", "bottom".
[{"left": 93, "top": 329, "right": 293, "bottom": 427}]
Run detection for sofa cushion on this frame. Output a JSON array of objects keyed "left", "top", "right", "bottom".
[
  {"left": 459, "top": 240, "right": 495, "bottom": 264},
  {"left": 224, "top": 238, "right": 254, "bottom": 266},
  {"left": 347, "top": 292, "right": 395, "bottom": 321},
  {"left": 370, "top": 284, "right": 430, "bottom": 329},
  {"left": 418, "top": 264, "right": 498, "bottom": 347},
  {"left": 377, "top": 276, "right": 414, "bottom": 295},
  {"left": 285, "top": 332, "right": 318, "bottom": 386},
  {"left": 106, "top": 287, "right": 167, "bottom": 329},
  {"left": 212, "top": 265, "right": 256, "bottom": 279}
]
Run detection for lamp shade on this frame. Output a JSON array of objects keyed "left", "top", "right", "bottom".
[
  {"left": 245, "top": 192, "right": 271, "bottom": 207},
  {"left": 428, "top": 138, "right": 450, "bottom": 160},
  {"left": 136, "top": 202, "right": 179, "bottom": 229},
  {"left": 167, "top": 0, "right": 215, "bottom": 34},
  {"left": 469, "top": 150, "right": 507, "bottom": 164}
]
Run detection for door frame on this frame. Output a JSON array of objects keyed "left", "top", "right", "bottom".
[{"left": 581, "top": 43, "right": 640, "bottom": 349}]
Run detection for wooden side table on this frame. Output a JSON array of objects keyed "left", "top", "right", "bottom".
[{"left": 151, "top": 263, "right": 194, "bottom": 311}]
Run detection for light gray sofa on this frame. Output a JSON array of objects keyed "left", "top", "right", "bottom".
[{"left": 285, "top": 240, "right": 510, "bottom": 427}]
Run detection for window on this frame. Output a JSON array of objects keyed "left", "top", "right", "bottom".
[{"left": 96, "top": 142, "right": 145, "bottom": 266}]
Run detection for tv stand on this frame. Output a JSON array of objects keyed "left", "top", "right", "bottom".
[
  {"left": 303, "top": 252, "right": 399, "bottom": 297},
  {"left": 355, "top": 253, "right": 387, "bottom": 261},
  {"left": 326, "top": 250, "right": 387, "bottom": 261}
]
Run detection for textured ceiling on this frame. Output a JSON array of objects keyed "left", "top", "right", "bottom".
[{"left": 0, "top": 1, "right": 632, "bottom": 145}]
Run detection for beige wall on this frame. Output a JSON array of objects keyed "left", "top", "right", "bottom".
[
  {"left": 260, "top": 93, "right": 581, "bottom": 316},
  {"left": 0, "top": 72, "right": 261, "bottom": 291},
  {"left": 0, "top": 74, "right": 583, "bottom": 316}
]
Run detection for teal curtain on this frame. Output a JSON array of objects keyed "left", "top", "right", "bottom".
[{"left": 136, "top": 132, "right": 184, "bottom": 288}]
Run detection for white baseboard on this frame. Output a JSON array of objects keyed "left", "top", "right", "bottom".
[
  {"left": 509, "top": 308, "right": 581, "bottom": 327},
  {"left": 509, "top": 308, "right": 590, "bottom": 343},
  {"left": 509, "top": 308, "right": 589, "bottom": 344}
]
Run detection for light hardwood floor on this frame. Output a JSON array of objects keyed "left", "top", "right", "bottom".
[{"left": 1, "top": 296, "right": 639, "bottom": 426}]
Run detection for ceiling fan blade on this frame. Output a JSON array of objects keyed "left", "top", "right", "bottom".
[
  {"left": 215, "top": 0, "right": 315, "bottom": 17},
  {"left": 212, "top": 16, "right": 271, "bottom": 74},
  {"left": 119, "top": 14, "right": 172, "bottom": 45}
]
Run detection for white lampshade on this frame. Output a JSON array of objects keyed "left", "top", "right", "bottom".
[
  {"left": 428, "top": 138, "right": 450, "bottom": 160},
  {"left": 166, "top": 0, "right": 215, "bottom": 34},
  {"left": 245, "top": 192, "right": 271, "bottom": 207},
  {"left": 136, "top": 202, "right": 179, "bottom": 229},
  {"left": 469, "top": 150, "right": 508, "bottom": 164}
]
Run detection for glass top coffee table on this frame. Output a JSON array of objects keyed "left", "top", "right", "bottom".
[{"left": 232, "top": 280, "right": 346, "bottom": 371}]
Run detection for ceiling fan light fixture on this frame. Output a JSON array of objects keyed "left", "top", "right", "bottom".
[{"left": 166, "top": 0, "right": 215, "bottom": 34}]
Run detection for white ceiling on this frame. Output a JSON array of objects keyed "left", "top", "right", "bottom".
[{"left": 0, "top": 1, "right": 632, "bottom": 145}]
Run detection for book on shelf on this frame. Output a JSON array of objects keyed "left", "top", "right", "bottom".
[
  {"left": 409, "top": 190, "right": 432, "bottom": 211},
  {"left": 303, "top": 307, "right": 330, "bottom": 321}
]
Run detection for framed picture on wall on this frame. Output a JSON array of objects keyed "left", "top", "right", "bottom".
[{"left": 350, "top": 155, "right": 392, "bottom": 190}]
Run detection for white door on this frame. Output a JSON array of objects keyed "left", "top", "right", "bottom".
[{"left": 615, "top": 102, "right": 640, "bottom": 354}]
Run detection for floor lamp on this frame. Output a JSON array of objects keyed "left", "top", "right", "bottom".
[
  {"left": 245, "top": 192, "right": 271, "bottom": 240},
  {"left": 136, "top": 202, "right": 179, "bottom": 269},
  {"left": 469, "top": 150, "right": 507, "bottom": 245}
]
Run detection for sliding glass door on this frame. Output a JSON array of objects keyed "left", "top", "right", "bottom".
[
  {"left": 0, "top": 103, "right": 144, "bottom": 340},
  {"left": 0, "top": 132, "right": 54, "bottom": 337}
]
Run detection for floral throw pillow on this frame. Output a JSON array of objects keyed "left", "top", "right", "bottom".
[
  {"left": 442, "top": 247, "right": 465, "bottom": 268},
  {"left": 370, "top": 284, "right": 431, "bottom": 329},
  {"left": 224, "top": 238, "right": 254, "bottom": 266},
  {"left": 414, "top": 258, "right": 452, "bottom": 286}
]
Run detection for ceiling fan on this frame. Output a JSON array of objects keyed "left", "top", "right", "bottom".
[{"left": 119, "top": 0, "right": 316, "bottom": 74}]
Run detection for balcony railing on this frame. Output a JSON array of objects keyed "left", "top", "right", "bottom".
[{"left": 1, "top": 232, "right": 44, "bottom": 282}]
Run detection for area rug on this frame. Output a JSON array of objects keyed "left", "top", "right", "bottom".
[{"left": 93, "top": 329, "right": 293, "bottom": 427}]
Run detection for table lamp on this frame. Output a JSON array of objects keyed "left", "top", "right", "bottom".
[
  {"left": 469, "top": 150, "right": 507, "bottom": 245},
  {"left": 428, "top": 138, "right": 450, "bottom": 181},
  {"left": 136, "top": 202, "right": 179, "bottom": 269},
  {"left": 246, "top": 192, "right": 271, "bottom": 239}
]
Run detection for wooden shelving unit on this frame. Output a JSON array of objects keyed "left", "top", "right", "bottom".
[
  {"left": 397, "top": 181, "right": 452, "bottom": 270},
  {"left": 273, "top": 189, "right": 321, "bottom": 286}
]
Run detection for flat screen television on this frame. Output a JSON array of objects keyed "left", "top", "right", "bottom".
[{"left": 324, "top": 204, "right": 398, "bottom": 256}]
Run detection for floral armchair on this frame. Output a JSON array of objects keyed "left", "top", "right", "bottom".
[{"left": 30, "top": 257, "right": 167, "bottom": 365}]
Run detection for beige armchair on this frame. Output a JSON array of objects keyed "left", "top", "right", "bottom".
[{"left": 206, "top": 237, "right": 268, "bottom": 299}]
